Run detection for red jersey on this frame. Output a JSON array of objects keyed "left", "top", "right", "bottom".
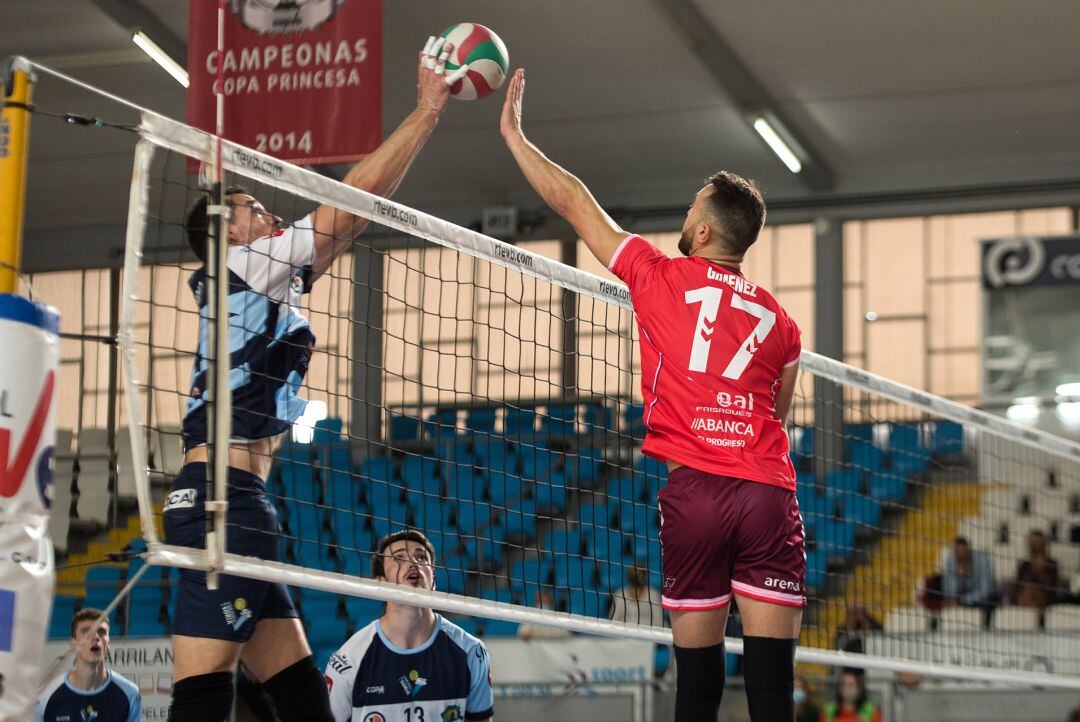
[{"left": 609, "top": 234, "right": 801, "bottom": 490}]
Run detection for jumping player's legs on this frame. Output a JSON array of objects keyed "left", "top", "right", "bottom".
[
  {"left": 658, "top": 469, "right": 736, "bottom": 722},
  {"left": 729, "top": 480, "right": 807, "bottom": 722}
]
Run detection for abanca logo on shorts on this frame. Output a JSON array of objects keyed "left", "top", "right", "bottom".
[{"left": 764, "top": 577, "right": 800, "bottom": 592}]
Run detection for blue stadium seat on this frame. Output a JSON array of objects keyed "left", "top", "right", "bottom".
[
  {"left": 307, "top": 616, "right": 349, "bottom": 669},
  {"left": 407, "top": 494, "right": 453, "bottom": 532},
  {"left": 280, "top": 458, "right": 320, "bottom": 503},
  {"left": 369, "top": 502, "right": 410, "bottom": 540},
  {"left": 584, "top": 403, "right": 614, "bottom": 433},
  {"left": 839, "top": 492, "right": 882, "bottom": 527},
  {"left": 509, "top": 559, "right": 552, "bottom": 601},
  {"left": 849, "top": 439, "right": 886, "bottom": 472},
  {"left": 534, "top": 473, "right": 568, "bottom": 511},
  {"left": 287, "top": 499, "right": 325, "bottom": 544},
  {"left": 825, "top": 468, "right": 864, "bottom": 495},
  {"left": 595, "top": 560, "right": 629, "bottom": 592},
  {"left": 389, "top": 413, "right": 421, "bottom": 442},
  {"left": 425, "top": 529, "right": 460, "bottom": 558},
  {"left": 127, "top": 603, "right": 165, "bottom": 637},
  {"left": 424, "top": 410, "right": 459, "bottom": 442},
  {"left": 302, "top": 590, "right": 341, "bottom": 618},
  {"left": 624, "top": 404, "right": 646, "bottom": 438},
  {"left": 486, "top": 470, "right": 525, "bottom": 505},
  {"left": 402, "top": 456, "right": 442, "bottom": 495},
  {"left": 888, "top": 424, "right": 924, "bottom": 454},
  {"left": 869, "top": 473, "right": 907, "bottom": 502},
  {"left": 313, "top": 418, "right": 343, "bottom": 444},
  {"left": 790, "top": 426, "right": 814, "bottom": 461},
  {"left": 295, "top": 540, "right": 334, "bottom": 571},
  {"left": 544, "top": 529, "right": 583, "bottom": 556},
  {"left": 636, "top": 455, "right": 666, "bottom": 480},
  {"left": 610, "top": 499, "right": 653, "bottom": 534},
  {"left": 480, "top": 588, "right": 513, "bottom": 605},
  {"left": 456, "top": 500, "right": 493, "bottom": 531},
  {"left": 578, "top": 502, "right": 610, "bottom": 529},
  {"left": 463, "top": 536, "right": 503, "bottom": 567},
  {"left": 450, "top": 616, "right": 480, "bottom": 636},
  {"left": 445, "top": 463, "right": 481, "bottom": 500},
  {"left": 85, "top": 566, "right": 124, "bottom": 609},
  {"left": 474, "top": 441, "right": 517, "bottom": 473},
  {"left": 465, "top": 408, "right": 497, "bottom": 434},
  {"left": 845, "top": 423, "right": 874, "bottom": 446},
  {"left": 345, "top": 596, "right": 384, "bottom": 624},
  {"left": 542, "top": 404, "right": 577, "bottom": 436},
  {"left": 569, "top": 449, "right": 603, "bottom": 485},
  {"left": 554, "top": 555, "right": 595, "bottom": 588},
  {"left": 49, "top": 596, "right": 79, "bottom": 639},
  {"left": 805, "top": 549, "right": 827, "bottom": 592},
  {"left": 644, "top": 471, "right": 667, "bottom": 501},
  {"left": 932, "top": 421, "right": 964, "bottom": 455},
  {"left": 360, "top": 456, "right": 393, "bottom": 481},
  {"left": 585, "top": 528, "right": 626, "bottom": 563},
  {"left": 481, "top": 618, "right": 519, "bottom": 637},
  {"left": 815, "top": 519, "right": 856, "bottom": 558},
  {"left": 502, "top": 496, "right": 537, "bottom": 538},
  {"left": 890, "top": 451, "right": 929, "bottom": 475},
  {"left": 633, "top": 536, "right": 662, "bottom": 567},
  {"left": 365, "top": 477, "right": 402, "bottom": 510},
  {"left": 437, "top": 555, "right": 470, "bottom": 595},
  {"left": 339, "top": 546, "right": 371, "bottom": 577},
  {"left": 655, "top": 646, "right": 671, "bottom": 676},
  {"left": 608, "top": 475, "right": 646, "bottom": 502},
  {"left": 566, "top": 589, "right": 603, "bottom": 618},
  {"left": 521, "top": 447, "right": 556, "bottom": 481},
  {"left": 504, "top": 407, "right": 537, "bottom": 435}
]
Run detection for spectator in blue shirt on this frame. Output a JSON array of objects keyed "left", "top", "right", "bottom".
[{"left": 942, "top": 537, "right": 998, "bottom": 627}]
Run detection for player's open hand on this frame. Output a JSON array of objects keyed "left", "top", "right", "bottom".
[
  {"left": 417, "top": 36, "right": 470, "bottom": 115},
  {"left": 500, "top": 67, "right": 526, "bottom": 141}
]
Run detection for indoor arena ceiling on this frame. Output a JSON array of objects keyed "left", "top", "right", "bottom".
[{"left": 4, "top": 0, "right": 1080, "bottom": 271}]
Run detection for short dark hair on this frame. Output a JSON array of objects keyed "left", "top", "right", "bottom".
[
  {"left": 702, "top": 171, "right": 766, "bottom": 254},
  {"left": 70, "top": 607, "right": 107, "bottom": 639},
  {"left": 371, "top": 529, "right": 436, "bottom": 578},
  {"left": 184, "top": 185, "right": 249, "bottom": 264},
  {"left": 954, "top": 536, "right": 970, "bottom": 546}
]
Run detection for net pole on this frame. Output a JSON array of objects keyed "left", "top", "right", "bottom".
[
  {"left": 204, "top": 0, "right": 231, "bottom": 590},
  {"left": 0, "top": 56, "right": 34, "bottom": 294}
]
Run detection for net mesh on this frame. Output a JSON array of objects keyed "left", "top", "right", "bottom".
[{"left": 121, "top": 114, "right": 1080, "bottom": 683}]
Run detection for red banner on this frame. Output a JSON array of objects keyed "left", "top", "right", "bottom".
[{"left": 187, "top": 0, "right": 382, "bottom": 165}]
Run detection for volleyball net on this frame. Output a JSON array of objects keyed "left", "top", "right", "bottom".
[{"left": 5, "top": 57, "right": 1070, "bottom": 687}]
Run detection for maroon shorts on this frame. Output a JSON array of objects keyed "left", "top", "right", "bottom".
[{"left": 658, "top": 467, "right": 806, "bottom": 610}]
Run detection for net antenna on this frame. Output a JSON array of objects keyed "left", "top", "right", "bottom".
[{"left": 202, "top": 0, "right": 231, "bottom": 591}]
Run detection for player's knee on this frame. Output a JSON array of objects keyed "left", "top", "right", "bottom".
[
  {"left": 674, "top": 642, "right": 726, "bottom": 722},
  {"left": 167, "top": 672, "right": 234, "bottom": 722},
  {"left": 263, "top": 655, "right": 333, "bottom": 722}
]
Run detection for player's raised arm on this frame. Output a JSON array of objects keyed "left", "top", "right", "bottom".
[
  {"left": 309, "top": 37, "right": 469, "bottom": 277},
  {"left": 500, "top": 68, "right": 626, "bottom": 267}
]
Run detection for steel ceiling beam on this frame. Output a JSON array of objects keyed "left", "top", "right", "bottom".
[{"left": 653, "top": 0, "right": 836, "bottom": 191}]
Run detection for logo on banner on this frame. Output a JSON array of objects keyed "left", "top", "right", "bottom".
[
  {"left": 984, "top": 236, "right": 1045, "bottom": 288},
  {"left": 0, "top": 370, "right": 56, "bottom": 501},
  {"left": 230, "top": 0, "right": 345, "bottom": 35}
]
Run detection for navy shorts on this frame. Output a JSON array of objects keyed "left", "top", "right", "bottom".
[
  {"left": 658, "top": 467, "right": 807, "bottom": 610},
  {"left": 163, "top": 462, "right": 297, "bottom": 642}
]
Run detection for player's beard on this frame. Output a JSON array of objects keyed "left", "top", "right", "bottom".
[{"left": 678, "top": 230, "right": 693, "bottom": 257}]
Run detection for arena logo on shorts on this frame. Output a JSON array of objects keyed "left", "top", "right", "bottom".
[
  {"left": 221, "top": 597, "right": 253, "bottom": 631},
  {"left": 163, "top": 488, "right": 197, "bottom": 512},
  {"left": 764, "top": 577, "right": 801, "bottom": 592}
]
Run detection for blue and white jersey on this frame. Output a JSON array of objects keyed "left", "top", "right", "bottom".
[
  {"left": 36, "top": 669, "right": 141, "bottom": 722},
  {"left": 182, "top": 215, "right": 318, "bottom": 450},
  {"left": 325, "top": 615, "right": 494, "bottom": 722}
]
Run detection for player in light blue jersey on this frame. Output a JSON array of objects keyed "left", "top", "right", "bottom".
[
  {"left": 37, "top": 609, "right": 141, "bottom": 722},
  {"left": 325, "top": 531, "right": 494, "bottom": 722},
  {"left": 164, "top": 37, "right": 467, "bottom": 722}
]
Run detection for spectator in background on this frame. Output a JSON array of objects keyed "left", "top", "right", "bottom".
[
  {"left": 834, "top": 601, "right": 883, "bottom": 654},
  {"left": 820, "top": 670, "right": 882, "bottom": 722},
  {"left": 941, "top": 537, "right": 998, "bottom": 624},
  {"left": 794, "top": 674, "right": 821, "bottom": 722},
  {"left": 37, "top": 609, "right": 142, "bottom": 722},
  {"left": 609, "top": 566, "right": 663, "bottom": 626},
  {"left": 518, "top": 590, "right": 572, "bottom": 641},
  {"left": 1013, "top": 529, "right": 1060, "bottom": 609}
]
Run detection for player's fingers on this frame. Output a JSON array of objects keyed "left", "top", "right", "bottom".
[
  {"left": 445, "top": 63, "right": 469, "bottom": 85},
  {"left": 424, "top": 37, "right": 445, "bottom": 69},
  {"left": 434, "top": 41, "right": 453, "bottom": 75},
  {"left": 422, "top": 35, "right": 436, "bottom": 56}
]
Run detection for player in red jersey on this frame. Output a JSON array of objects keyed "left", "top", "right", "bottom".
[{"left": 500, "top": 68, "right": 804, "bottom": 722}]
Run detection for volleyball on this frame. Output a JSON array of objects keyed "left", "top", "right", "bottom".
[{"left": 439, "top": 23, "right": 509, "bottom": 101}]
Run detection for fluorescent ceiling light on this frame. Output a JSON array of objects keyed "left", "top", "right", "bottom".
[
  {"left": 752, "top": 116, "right": 802, "bottom": 174},
  {"left": 1055, "top": 382, "right": 1080, "bottom": 397},
  {"left": 1006, "top": 402, "right": 1040, "bottom": 423},
  {"left": 1057, "top": 401, "right": 1080, "bottom": 427},
  {"left": 133, "top": 30, "right": 188, "bottom": 88}
]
